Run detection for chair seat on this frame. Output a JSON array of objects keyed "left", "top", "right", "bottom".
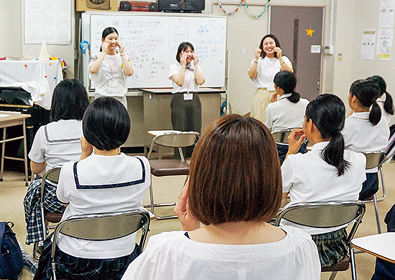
[
  {"left": 45, "top": 212, "right": 63, "bottom": 223},
  {"left": 150, "top": 159, "right": 190, "bottom": 176},
  {"left": 321, "top": 256, "right": 350, "bottom": 272}
]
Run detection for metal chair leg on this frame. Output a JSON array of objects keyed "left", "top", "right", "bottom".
[
  {"left": 350, "top": 247, "right": 357, "bottom": 280},
  {"left": 328, "top": 271, "right": 338, "bottom": 280},
  {"left": 377, "top": 168, "right": 386, "bottom": 202},
  {"left": 373, "top": 194, "right": 382, "bottom": 233}
]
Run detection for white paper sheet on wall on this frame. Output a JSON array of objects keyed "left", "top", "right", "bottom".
[
  {"left": 377, "top": 29, "right": 393, "bottom": 60},
  {"left": 24, "top": 0, "right": 72, "bottom": 45},
  {"left": 379, "top": 0, "right": 395, "bottom": 28},
  {"left": 361, "top": 29, "right": 376, "bottom": 60}
]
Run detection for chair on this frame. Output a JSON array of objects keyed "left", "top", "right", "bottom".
[
  {"left": 274, "top": 201, "right": 366, "bottom": 280},
  {"left": 50, "top": 209, "right": 150, "bottom": 280},
  {"left": 33, "top": 167, "right": 63, "bottom": 259},
  {"left": 146, "top": 131, "right": 200, "bottom": 220},
  {"left": 376, "top": 133, "right": 395, "bottom": 202},
  {"left": 363, "top": 151, "right": 384, "bottom": 234},
  {"left": 271, "top": 128, "right": 294, "bottom": 145}
]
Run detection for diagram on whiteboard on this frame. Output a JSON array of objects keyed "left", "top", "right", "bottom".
[{"left": 87, "top": 14, "right": 227, "bottom": 88}]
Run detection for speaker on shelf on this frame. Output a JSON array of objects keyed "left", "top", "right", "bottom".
[
  {"left": 158, "top": 0, "right": 204, "bottom": 12},
  {"left": 119, "top": 1, "right": 158, "bottom": 11},
  {"left": 86, "top": 0, "right": 110, "bottom": 10},
  {"left": 120, "top": 1, "right": 132, "bottom": 10}
]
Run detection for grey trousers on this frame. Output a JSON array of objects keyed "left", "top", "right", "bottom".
[{"left": 170, "top": 93, "right": 201, "bottom": 158}]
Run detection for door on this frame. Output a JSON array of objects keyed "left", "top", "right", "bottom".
[{"left": 270, "top": 6, "right": 323, "bottom": 101}]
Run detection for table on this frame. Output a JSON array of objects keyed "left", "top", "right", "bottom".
[
  {"left": 352, "top": 232, "right": 395, "bottom": 263},
  {"left": 0, "top": 112, "right": 31, "bottom": 185},
  {"left": 0, "top": 60, "right": 63, "bottom": 110}
]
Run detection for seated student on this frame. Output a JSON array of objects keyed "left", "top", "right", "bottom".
[
  {"left": 342, "top": 79, "right": 390, "bottom": 200},
  {"left": 368, "top": 75, "right": 394, "bottom": 125},
  {"left": 24, "top": 79, "right": 89, "bottom": 246},
  {"left": 282, "top": 94, "right": 366, "bottom": 267},
  {"left": 265, "top": 71, "right": 309, "bottom": 163},
  {"left": 34, "top": 97, "right": 150, "bottom": 280},
  {"left": 122, "top": 114, "right": 321, "bottom": 280}
]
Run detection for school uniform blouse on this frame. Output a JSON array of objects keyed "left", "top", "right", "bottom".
[
  {"left": 377, "top": 95, "right": 392, "bottom": 125},
  {"left": 342, "top": 112, "right": 389, "bottom": 173},
  {"left": 121, "top": 226, "right": 321, "bottom": 280},
  {"left": 28, "top": 120, "right": 83, "bottom": 172},
  {"left": 248, "top": 56, "right": 292, "bottom": 91},
  {"left": 264, "top": 93, "right": 309, "bottom": 131},
  {"left": 168, "top": 62, "right": 202, "bottom": 93},
  {"left": 89, "top": 52, "right": 130, "bottom": 98},
  {"left": 281, "top": 141, "right": 366, "bottom": 235},
  {"left": 56, "top": 154, "right": 150, "bottom": 259}
]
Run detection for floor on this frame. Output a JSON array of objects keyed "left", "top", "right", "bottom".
[{"left": 1, "top": 162, "right": 394, "bottom": 280}]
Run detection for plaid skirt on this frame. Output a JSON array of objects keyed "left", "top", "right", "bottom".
[
  {"left": 312, "top": 228, "right": 348, "bottom": 267},
  {"left": 34, "top": 233, "right": 141, "bottom": 280}
]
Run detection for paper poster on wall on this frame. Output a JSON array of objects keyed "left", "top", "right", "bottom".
[
  {"left": 24, "top": 0, "right": 72, "bottom": 45},
  {"left": 361, "top": 29, "right": 376, "bottom": 60},
  {"left": 379, "top": 0, "right": 395, "bottom": 27},
  {"left": 377, "top": 29, "right": 393, "bottom": 60}
]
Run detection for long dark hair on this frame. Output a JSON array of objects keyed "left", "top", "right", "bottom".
[
  {"left": 367, "top": 75, "right": 394, "bottom": 115},
  {"left": 50, "top": 79, "right": 89, "bottom": 122},
  {"left": 176, "top": 42, "right": 194, "bottom": 63},
  {"left": 273, "top": 71, "right": 300, "bottom": 103},
  {"left": 99, "top": 27, "right": 119, "bottom": 52},
  {"left": 350, "top": 79, "right": 382, "bottom": 125},
  {"left": 259, "top": 34, "right": 281, "bottom": 58},
  {"left": 305, "top": 94, "right": 350, "bottom": 176}
]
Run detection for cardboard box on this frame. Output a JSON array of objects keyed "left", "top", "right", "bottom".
[{"left": 76, "top": 0, "right": 118, "bottom": 11}]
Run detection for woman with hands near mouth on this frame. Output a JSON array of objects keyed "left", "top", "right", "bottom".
[
  {"left": 248, "top": 34, "right": 292, "bottom": 123},
  {"left": 89, "top": 27, "right": 134, "bottom": 108},
  {"left": 168, "top": 42, "right": 205, "bottom": 158},
  {"left": 281, "top": 94, "right": 366, "bottom": 268}
]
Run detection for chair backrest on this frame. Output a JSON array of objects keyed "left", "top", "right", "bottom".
[
  {"left": 271, "top": 129, "right": 294, "bottom": 145},
  {"left": 363, "top": 151, "right": 383, "bottom": 170},
  {"left": 274, "top": 201, "right": 365, "bottom": 241},
  {"left": 40, "top": 167, "right": 61, "bottom": 203},
  {"left": 148, "top": 131, "right": 200, "bottom": 161},
  {"left": 381, "top": 133, "right": 395, "bottom": 165},
  {"left": 51, "top": 209, "right": 150, "bottom": 261}
]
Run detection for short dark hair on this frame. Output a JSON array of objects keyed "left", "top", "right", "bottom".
[
  {"left": 259, "top": 34, "right": 281, "bottom": 58},
  {"left": 306, "top": 94, "right": 349, "bottom": 176},
  {"left": 188, "top": 114, "right": 282, "bottom": 225},
  {"left": 50, "top": 79, "right": 89, "bottom": 122},
  {"left": 82, "top": 97, "right": 130, "bottom": 151},
  {"left": 350, "top": 79, "right": 382, "bottom": 125},
  {"left": 273, "top": 71, "right": 300, "bottom": 103},
  {"left": 176, "top": 42, "right": 194, "bottom": 63}
]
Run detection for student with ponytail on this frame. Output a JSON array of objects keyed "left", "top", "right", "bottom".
[
  {"left": 368, "top": 75, "right": 394, "bottom": 125},
  {"left": 281, "top": 94, "right": 366, "bottom": 267},
  {"left": 265, "top": 71, "right": 309, "bottom": 163},
  {"left": 343, "top": 79, "right": 389, "bottom": 200}
]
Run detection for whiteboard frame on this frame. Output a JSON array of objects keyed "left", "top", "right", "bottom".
[{"left": 80, "top": 11, "right": 228, "bottom": 90}]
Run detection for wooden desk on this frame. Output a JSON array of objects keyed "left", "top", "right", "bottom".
[
  {"left": 0, "top": 112, "right": 31, "bottom": 185},
  {"left": 352, "top": 232, "right": 395, "bottom": 263}
]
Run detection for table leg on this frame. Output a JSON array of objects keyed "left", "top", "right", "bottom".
[{"left": 0, "top": 127, "right": 6, "bottom": 181}]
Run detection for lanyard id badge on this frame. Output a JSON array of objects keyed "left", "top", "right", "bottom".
[
  {"left": 184, "top": 92, "right": 193, "bottom": 100},
  {"left": 108, "top": 80, "right": 118, "bottom": 88}
]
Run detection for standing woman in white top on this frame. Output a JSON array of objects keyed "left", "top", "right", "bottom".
[
  {"left": 89, "top": 27, "right": 134, "bottom": 108},
  {"left": 367, "top": 75, "right": 394, "bottom": 125},
  {"left": 265, "top": 71, "right": 309, "bottom": 163},
  {"left": 282, "top": 94, "right": 366, "bottom": 267},
  {"left": 168, "top": 42, "right": 205, "bottom": 158},
  {"left": 343, "top": 79, "right": 390, "bottom": 200},
  {"left": 24, "top": 79, "right": 89, "bottom": 245},
  {"left": 248, "top": 34, "right": 292, "bottom": 123}
]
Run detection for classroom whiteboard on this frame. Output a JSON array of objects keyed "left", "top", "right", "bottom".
[{"left": 82, "top": 12, "right": 227, "bottom": 88}]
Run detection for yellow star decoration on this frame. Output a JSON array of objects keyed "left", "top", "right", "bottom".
[{"left": 306, "top": 26, "right": 315, "bottom": 37}]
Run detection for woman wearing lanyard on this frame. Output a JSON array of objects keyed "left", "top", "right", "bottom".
[
  {"left": 248, "top": 34, "right": 292, "bottom": 123},
  {"left": 169, "top": 42, "right": 205, "bottom": 158},
  {"left": 89, "top": 27, "right": 134, "bottom": 108}
]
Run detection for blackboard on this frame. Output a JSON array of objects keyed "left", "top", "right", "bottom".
[{"left": 81, "top": 12, "right": 227, "bottom": 88}]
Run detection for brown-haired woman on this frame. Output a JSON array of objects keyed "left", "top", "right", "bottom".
[{"left": 122, "top": 114, "right": 320, "bottom": 280}]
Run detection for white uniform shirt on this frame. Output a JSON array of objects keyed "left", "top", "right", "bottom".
[
  {"left": 89, "top": 53, "right": 129, "bottom": 98},
  {"left": 168, "top": 62, "right": 202, "bottom": 93},
  {"left": 265, "top": 94, "right": 309, "bottom": 131},
  {"left": 342, "top": 112, "right": 389, "bottom": 172},
  {"left": 56, "top": 154, "right": 150, "bottom": 259},
  {"left": 377, "top": 95, "right": 392, "bottom": 125},
  {"left": 281, "top": 141, "right": 366, "bottom": 235},
  {"left": 121, "top": 226, "right": 321, "bottom": 280},
  {"left": 28, "top": 120, "right": 83, "bottom": 172},
  {"left": 249, "top": 56, "right": 292, "bottom": 91}
]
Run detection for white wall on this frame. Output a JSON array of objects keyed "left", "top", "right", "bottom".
[{"left": 0, "top": 0, "right": 22, "bottom": 56}]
